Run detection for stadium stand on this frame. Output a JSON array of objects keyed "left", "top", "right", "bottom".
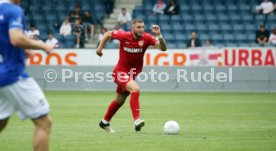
[{"left": 22, "top": 0, "right": 276, "bottom": 48}]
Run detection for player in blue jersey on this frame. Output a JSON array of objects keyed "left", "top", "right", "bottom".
[{"left": 0, "top": 1, "right": 53, "bottom": 151}]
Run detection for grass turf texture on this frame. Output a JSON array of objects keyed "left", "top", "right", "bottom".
[{"left": 0, "top": 91, "right": 276, "bottom": 151}]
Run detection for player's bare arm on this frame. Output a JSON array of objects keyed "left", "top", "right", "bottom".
[
  {"left": 151, "top": 25, "right": 167, "bottom": 51},
  {"left": 96, "top": 31, "right": 112, "bottom": 57},
  {"left": 9, "top": 29, "right": 53, "bottom": 54}
]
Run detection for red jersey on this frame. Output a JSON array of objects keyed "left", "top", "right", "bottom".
[{"left": 111, "top": 30, "right": 158, "bottom": 75}]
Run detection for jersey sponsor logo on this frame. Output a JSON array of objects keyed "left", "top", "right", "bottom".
[
  {"left": 0, "top": 15, "right": 4, "bottom": 20},
  {"left": 123, "top": 47, "right": 143, "bottom": 53},
  {"left": 11, "top": 17, "right": 23, "bottom": 27},
  {"left": 138, "top": 40, "right": 144, "bottom": 47}
]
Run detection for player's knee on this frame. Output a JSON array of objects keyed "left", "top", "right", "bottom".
[
  {"left": 34, "top": 115, "right": 52, "bottom": 133},
  {"left": 131, "top": 86, "right": 140, "bottom": 93}
]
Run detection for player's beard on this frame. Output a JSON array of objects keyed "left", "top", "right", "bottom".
[{"left": 134, "top": 31, "right": 143, "bottom": 39}]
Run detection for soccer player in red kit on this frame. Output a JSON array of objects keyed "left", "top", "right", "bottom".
[{"left": 96, "top": 19, "right": 167, "bottom": 132}]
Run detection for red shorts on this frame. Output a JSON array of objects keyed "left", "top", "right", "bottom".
[{"left": 112, "top": 70, "right": 135, "bottom": 94}]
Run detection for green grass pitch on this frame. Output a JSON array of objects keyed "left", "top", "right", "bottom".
[{"left": 1, "top": 91, "right": 276, "bottom": 151}]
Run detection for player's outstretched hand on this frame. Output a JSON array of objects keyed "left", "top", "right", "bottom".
[
  {"left": 151, "top": 25, "right": 161, "bottom": 36},
  {"left": 44, "top": 44, "right": 54, "bottom": 55},
  {"left": 96, "top": 49, "right": 103, "bottom": 57}
]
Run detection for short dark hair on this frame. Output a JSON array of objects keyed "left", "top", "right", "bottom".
[{"left": 132, "top": 19, "right": 144, "bottom": 25}]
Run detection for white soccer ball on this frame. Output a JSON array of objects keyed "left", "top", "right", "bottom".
[{"left": 163, "top": 121, "right": 180, "bottom": 135}]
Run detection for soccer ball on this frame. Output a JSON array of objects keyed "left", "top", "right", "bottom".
[{"left": 163, "top": 121, "right": 180, "bottom": 135}]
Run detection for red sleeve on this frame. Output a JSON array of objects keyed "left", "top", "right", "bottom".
[
  {"left": 146, "top": 33, "right": 158, "bottom": 46},
  {"left": 111, "top": 30, "right": 126, "bottom": 40}
]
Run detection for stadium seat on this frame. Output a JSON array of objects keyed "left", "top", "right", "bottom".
[
  {"left": 233, "top": 24, "right": 244, "bottom": 31},
  {"left": 235, "top": 34, "right": 248, "bottom": 43},
  {"left": 223, "top": 34, "right": 236, "bottom": 43},
  {"left": 205, "top": 14, "right": 217, "bottom": 21},
  {"left": 196, "top": 24, "right": 208, "bottom": 33},
  {"left": 184, "top": 24, "right": 196, "bottom": 32},
  {"left": 170, "top": 15, "right": 182, "bottom": 22},
  {"left": 177, "top": 42, "right": 187, "bottom": 48},
  {"left": 181, "top": 14, "right": 193, "bottom": 22},
  {"left": 166, "top": 43, "right": 177, "bottom": 49},
  {"left": 175, "top": 33, "right": 186, "bottom": 42},
  {"left": 159, "top": 15, "right": 170, "bottom": 22},
  {"left": 229, "top": 14, "right": 241, "bottom": 21},
  {"left": 172, "top": 24, "right": 184, "bottom": 33},
  {"left": 227, "top": 4, "right": 238, "bottom": 11},
  {"left": 160, "top": 23, "right": 171, "bottom": 33},
  {"left": 194, "top": 14, "right": 205, "bottom": 21},
  {"left": 217, "top": 14, "right": 229, "bottom": 21},
  {"left": 208, "top": 24, "right": 220, "bottom": 32},
  {"left": 203, "top": 4, "right": 215, "bottom": 14},
  {"left": 146, "top": 15, "right": 158, "bottom": 23},
  {"left": 200, "top": 34, "right": 210, "bottom": 42}
]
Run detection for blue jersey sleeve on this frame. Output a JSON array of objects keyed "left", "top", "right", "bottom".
[{"left": 8, "top": 6, "right": 24, "bottom": 30}]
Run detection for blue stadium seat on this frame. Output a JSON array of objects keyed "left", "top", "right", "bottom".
[
  {"left": 200, "top": 34, "right": 210, "bottom": 42},
  {"left": 203, "top": 4, "right": 215, "bottom": 14},
  {"left": 40, "top": 33, "right": 48, "bottom": 41},
  {"left": 146, "top": 15, "right": 158, "bottom": 23},
  {"left": 56, "top": 5, "right": 67, "bottom": 12},
  {"left": 184, "top": 24, "right": 196, "bottom": 32},
  {"left": 181, "top": 14, "right": 193, "bottom": 22},
  {"left": 172, "top": 24, "right": 184, "bottom": 32},
  {"left": 55, "top": 34, "right": 66, "bottom": 43},
  {"left": 42, "top": 5, "right": 53, "bottom": 13},
  {"left": 223, "top": 34, "right": 236, "bottom": 43},
  {"left": 220, "top": 22, "right": 233, "bottom": 31},
  {"left": 159, "top": 15, "right": 170, "bottom": 22},
  {"left": 46, "top": 15, "right": 58, "bottom": 22},
  {"left": 227, "top": 4, "right": 238, "bottom": 11},
  {"left": 255, "top": 15, "right": 266, "bottom": 22},
  {"left": 164, "top": 33, "right": 175, "bottom": 43},
  {"left": 191, "top": 5, "right": 202, "bottom": 14},
  {"left": 215, "top": 5, "right": 227, "bottom": 13},
  {"left": 236, "top": 33, "right": 248, "bottom": 41},
  {"left": 180, "top": 5, "right": 190, "bottom": 13},
  {"left": 166, "top": 43, "right": 177, "bottom": 49},
  {"left": 208, "top": 24, "right": 220, "bottom": 32},
  {"left": 211, "top": 33, "right": 223, "bottom": 43},
  {"left": 82, "top": 5, "right": 92, "bottom": 11},
  {"left": 247, "top": 33, "right": 256, "bottom": 42},
  {"left": 171, "top": 15, "right": 182, "bottom": 22},
  {"left": 194, "top": 14, "right": 205, "bottom": 21},
  {"left": 233, "top": 24, "right": 244, "bottom": 31},
  {"left": 205, "top": 14, "right": 217, "bottom": 21},
  {"left": 160, "top": 23, "right": 171, "bottom": 33},
  {"left": 242, "top": 14, "right": 254, "bottom": 21},
  {"left": 175, "top": 33, "right": 186, "bottom": 42},
  {"left": 177, "top": 42, "right": 187, "bottom": 48},
  {"left": 144, "top": 5, "right": 152, "bottom": 11},
  {"left": 196, "top": 24, "right": 208, "bottom": 32},
  {"left": 229, "top": 14, "right": 241, "bottom": 21},
  {"left": 217, "top": 14, "right": 229, "bottom": 21}
]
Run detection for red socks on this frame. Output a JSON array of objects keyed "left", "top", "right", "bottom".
[
  {"left": 130, "top": 92, "right": 140, "bottom": 121},
  {"left": 103, "top": 100, "right": 122, "bottom": 122},
  {"left": 103, "top": 92, "right": 141, "bottom": 122}
]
